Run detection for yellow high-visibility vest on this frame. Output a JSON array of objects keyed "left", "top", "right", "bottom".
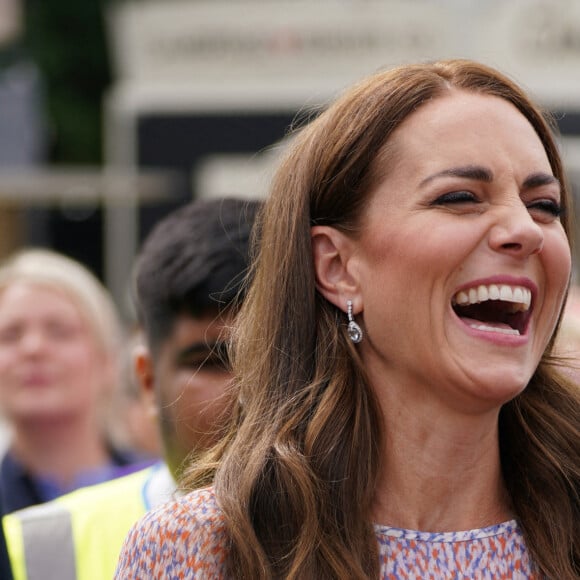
[{"left": 3, "top": 462, "right": 175, "bottom": 580}]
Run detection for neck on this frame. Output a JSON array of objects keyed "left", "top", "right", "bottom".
[
  {"left": 10, "top": 413, "right": 111, "bottom": 488},
  {"left": 372, "top": 392, "right": 512, "bottom": 532}
]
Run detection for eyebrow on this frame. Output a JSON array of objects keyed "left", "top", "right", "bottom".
[
  {"left": 420, "top": 165, "right": 560, "bottom": 191},
  {"left": 521, "top": 172, "right": 560, "bottom": 191},
  {"left": 420, "top": 165, "right": 493, "bottom": 186}
]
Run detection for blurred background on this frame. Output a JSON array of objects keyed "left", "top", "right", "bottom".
[{"left": 0, "top": 0, "right": 579, "bottom": 316}]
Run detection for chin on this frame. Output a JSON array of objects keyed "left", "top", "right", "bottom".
[
  {"left": 14, "top": 403, "right": 73, "bottom": 422},
  {"left": 453, "top": 363, "right": 532, "bottom": 410},
  {"left": 476, "top": 375, "right": 531, "bottom": 407}
]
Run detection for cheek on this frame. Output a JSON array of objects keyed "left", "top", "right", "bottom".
[
  {"left": 62, "top": 345, "right": 111, "bottom": 399},
  {"left": 0, "top": 350, "right": 15, "bottom": 374},
  {"left": 360, "top": 218, "right": 468, "bottom": 274},
  {"left": 168, "top": 373, "right": 231, "bottom": 450},
  {"left": 540, "top": 230, "right": 571, "bottom": 326},
  {"left": 65, "top": 346, "right": 101, "bottom": 375},
  {"left": 358, "top": 227, "right": 447, "bottom": 301},
  {"left": 168, "top": 371, "right": 230, "bottom": 426},
  {"left": 545, "top": 229, "right": 572, "bottom": 285},
  {"left": 356, "top": 223, "right": 479, "bottom": 345}
]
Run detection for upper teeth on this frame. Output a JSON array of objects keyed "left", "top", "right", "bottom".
[{"left": 453, "top": 284, "right": 531, "bottom": 311}]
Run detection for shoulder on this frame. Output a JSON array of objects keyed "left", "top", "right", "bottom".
[
  {"left": 37, "top": 465, "right": 158, "bottom": 519},
  {"left": 0, "top": 452, "right": 39, "bottom": 514},
  {"left": 115, "top": 487, "right": 227, "bottom": 578},
  {"left": 4, "top": 465, "right": 158, "bottom": 551},
  {"left": 3, "top": 466, "right": 165, "bottom": 580},
  {"left": 125, "top": 486, "right": 223, "bottom": 533}
]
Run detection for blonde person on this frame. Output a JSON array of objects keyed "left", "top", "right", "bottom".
[
  {"left": 0, "top": 249, "right": 142, "bottom": 517},
  {"left": 116, "top": 60, "right": 580, "bottom": 579}
]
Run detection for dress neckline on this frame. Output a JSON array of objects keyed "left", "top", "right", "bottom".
[{"left": 373, "top": 519, "right": 520, "bottom": 543}]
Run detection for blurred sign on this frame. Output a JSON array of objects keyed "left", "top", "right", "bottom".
[
  {"left": 109, "top": 0, "right": 580, "bottom": 108},
  {"left": 104, "top": 0, "right": 580, "bottom": 310},
  {"left": 110, "top": 0, "right": 454, "bottom": 88}
]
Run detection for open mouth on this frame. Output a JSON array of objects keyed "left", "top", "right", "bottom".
[{"left": 452, "top": 284, "right": 532, "bottom": 336}]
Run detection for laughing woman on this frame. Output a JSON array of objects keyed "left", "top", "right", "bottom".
[{"left": 116, "top": 60, "right": 579, "bottom": 579}]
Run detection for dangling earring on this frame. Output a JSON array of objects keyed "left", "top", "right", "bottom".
[{"left": 347, "top": 300, "right": 363, "bottom": 343}]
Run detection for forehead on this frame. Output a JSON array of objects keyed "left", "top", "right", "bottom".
[
  {"left": 375, "top": 90, "right": 551, "bottom": 186},
  {"left": 0, "top": 281, "right": 81, "bottom": 314},
  {"left": 395, "top": 90, "right": 545, "bottom": 156},
  {"left": 166, "top": 311, "right": 232, "bottom": 347}
]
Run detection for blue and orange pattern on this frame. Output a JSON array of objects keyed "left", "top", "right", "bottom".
[
  {"left": 115, "top": 487, "right": 540, "bottom": 579},
  {"left": 376, "top": 520, "right": 539, "bottom": 579}
]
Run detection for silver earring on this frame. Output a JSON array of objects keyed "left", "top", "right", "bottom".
[{"left": 347, "top": 300, "right": 363, "bottom": 343}]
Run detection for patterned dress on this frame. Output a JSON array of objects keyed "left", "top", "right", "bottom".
[{"left": 114, "top": 487, "right": 540, "bottom": 579}]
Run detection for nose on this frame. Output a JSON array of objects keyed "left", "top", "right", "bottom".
[
  {"left": 19, "top": 329, "right": 48, "bottom": 356},
  {"left": 488, "top": 202, "right": 544, "bottom": 258}
]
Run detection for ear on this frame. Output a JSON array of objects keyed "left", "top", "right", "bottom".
[
  {"left": 311, "top": 225, "right": 360, "bottom": 311},
  {"left": 133, "top": 343, "right": 158, "bottom": 420}
]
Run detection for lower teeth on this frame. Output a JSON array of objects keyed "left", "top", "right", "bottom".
[{"left": 469, "top": 323, "right": 520, "bottom": 336}]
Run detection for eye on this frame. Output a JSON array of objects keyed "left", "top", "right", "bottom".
[
  {"left": 197, "top": 352, "right": 229, "bottom": 372},
  {"left": 180, "top": 343, "right": 230, "bottom": 372},
  {"left": 431, "top": 191, "right": 480, "bottom": 206},
  {"left": 526, "top": 199, "right": 563, "bottom": 222},
  {"left": 0, "top": 325, "right": 21, "bottom": 344}
]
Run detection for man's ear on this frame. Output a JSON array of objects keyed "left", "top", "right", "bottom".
[
  {"left": 133, "top": 344, "right": 158, "bottom": 420},
  {"left": 311, "top": 225, "right": 360, "bottom": 310}
]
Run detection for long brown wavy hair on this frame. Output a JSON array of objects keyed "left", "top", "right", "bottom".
[{"left": 184, "top": 59, "right": 580, "bottom": 579}]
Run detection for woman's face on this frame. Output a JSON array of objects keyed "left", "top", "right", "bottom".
[
  {"left": 0, "top": 281, "right": 110, "bottom": 424},
  {"left": 349, "top": 90, "right": 571, "bottom": 413}
]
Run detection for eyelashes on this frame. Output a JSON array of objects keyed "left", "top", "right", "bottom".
[
  {"left": 431, "top": 191, "right": 478, "bottom": 205},
  {"left": 430, "top": 191, "right": 563, "bottom": 221},
  {"left": 526, "top": 199, "right": 563, "bottom": 218},
  {"left": 179, "top": 342, "right": 230, "bottom": 372}
]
